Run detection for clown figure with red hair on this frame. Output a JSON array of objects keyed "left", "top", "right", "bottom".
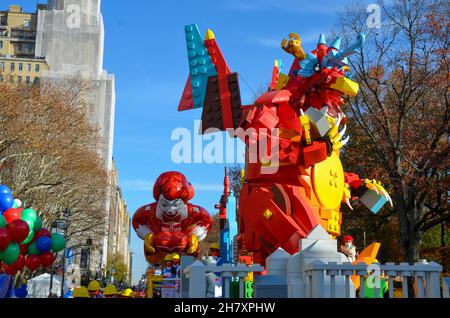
[{"left": 132, "top": 171, "right": 213, "bottom": 264}]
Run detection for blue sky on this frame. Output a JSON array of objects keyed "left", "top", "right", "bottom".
[{"left": 3, "top": 0, "right": 368, "bottom": 284}]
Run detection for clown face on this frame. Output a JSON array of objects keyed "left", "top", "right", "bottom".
[{"left": 156, "top": 194, "right": 188, "bottom": 220}]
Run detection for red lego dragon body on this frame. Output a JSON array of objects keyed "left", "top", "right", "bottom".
[{"left": 179, "top": 25, "right": 392, "bottom": 265}]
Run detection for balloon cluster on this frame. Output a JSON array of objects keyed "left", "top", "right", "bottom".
[{"left": 0, "top": 185, "right": 66, "bottom": 276}]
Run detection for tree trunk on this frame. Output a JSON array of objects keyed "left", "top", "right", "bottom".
[{"left": 404, "top": 208, "right": 423, "bottom": 298}]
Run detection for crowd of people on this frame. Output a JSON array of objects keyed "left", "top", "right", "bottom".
[
  {"left": 147, "top": 253, "right": 181, "bottom": 298},
  {"left": 70, "top": 280, "right": 144, "bottom": 299},
  {"left": 69, "top": 244, "right": 222, "bottom": 299}
]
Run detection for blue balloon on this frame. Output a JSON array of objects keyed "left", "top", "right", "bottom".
[
  {"left": 0, "top": 185, "right": 11, "bottom": 195},
  {"left": 36, "top": 236, "right": 52, "bottom": 253},
  {"left": 0, "top": 194, "right": 14, "bottom": 213}
]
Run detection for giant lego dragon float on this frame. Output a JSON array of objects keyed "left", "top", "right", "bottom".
[{"left": 178, "top": 25, "right": 392, "bottom": 265}]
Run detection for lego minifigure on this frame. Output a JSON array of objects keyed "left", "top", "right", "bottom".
[{"left": 340, "top": 235, "right": 358, "bottom": 263}]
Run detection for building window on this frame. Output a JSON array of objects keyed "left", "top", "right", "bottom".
[
  {"left": 18, "top": 63, "right": 23, "bottom": 71},
  {"left": 18, "top": 43, "right": 22, "bottom": 51},
  {"left": 33, "top": 77, "right": 40, "bottom": 84},
  {"left": 18, "top": 76, "right": 22, "bottom": 82},
  {"left": 0, "top": 41, "right": 3, "bottom": 49},
  {"left": 35, "top": 64, "right": 40, "bottom": 72},
  {"left": 0, "top": 75, "right": 3, "bottom": 82},
  {"left": 26, "top": 76, "right": 30, "bottom": 83},
  {"left": 28, "top": 43, "right": 33, "bottom": 52},
  {"left": 24, "top": 20, "right": 31, "bottom": 29},
  {"left": 27, "top": 64, "right": 31, "bottom": 71},
  {"left": 0, "top": 62, "right": 4, "bottom": 70},
  {"left": 10, "top": 63, "right": 15, "bottom": 71}
]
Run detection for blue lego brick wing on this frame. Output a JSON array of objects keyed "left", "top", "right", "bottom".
[{"left": 185, "top": 24, "right": 218, "bottom": 109}]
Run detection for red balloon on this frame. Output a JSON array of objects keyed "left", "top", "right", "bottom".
[
  {"left": 4, "top": 264, "right": 17, "bottom": 276},
  {"left": 35, "top": 229, "right": 51, "bottom": 239},
  {"left": 25, "top": 255, "right": 41, "bottom": 272},
  {"left": 40, "top": 252, "right": 55, "bottom": 267},
  {"left": 3, "top": 208, "right": 23, "bottom": 224},
  {"left": 19, "top": 244, "right": 29, "bottom": 255},
  {"left": 12, "top": 254, "right": 25, "bottom": 271},
  {"left": 6, "top": 220, "right": 30, "bottom": 244},
  {"left": 0, "top": 228, "right": 10, "bottom": 251}
]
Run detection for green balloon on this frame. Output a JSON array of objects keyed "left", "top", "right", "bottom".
[
  {"left": 51, "top": 233, "right": 66, "bottom": 253},
  {"left": 21, "top": 230, "right": 35, "bottom": 245},
  {"left": 21, "top": 209, "right": 37, "bottom": 223},
  {"left": 33, "top": 217, "right": 43, "bottom": 232},
  {"left": 28, "top": 242, "right": 40, "bottom": 256},
  {"left": 0, "top": 215, "right": 6, "bottom": 228},
  {"left": 21, "top": 217, "right": 34, "bottom": 233},
  {"left": 3, "top": 243, "right": 20, "bottom": 265}
]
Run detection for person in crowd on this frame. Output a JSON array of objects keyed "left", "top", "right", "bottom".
[
  {"left": 119, "top": 288, "right": 135, "bottom": 298},
  {"left": 87, "top": 280, "right": 104, "bottom": 298},
  {"left": 340, "top": 235, "right": 359, "bottom": 263},
  {"left": 73, "top": 287, "right": 89, "bottom": 298},
  {"left": 103, "top": 284, "right": 118, "bottom": 298}
]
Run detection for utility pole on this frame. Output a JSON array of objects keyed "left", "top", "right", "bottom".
[{"left": 60, "top": 208, "right": 71, "bottom": 298}]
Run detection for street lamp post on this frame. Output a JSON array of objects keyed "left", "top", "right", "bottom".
[
  {"left": 48, "top": 221, "right": 58, "bottom": 297},
  {"left": 86, "top": 237, "right": 92, "bottom": 282},
  {"left": 60, "top": 208, "right": 71, "bottom": 298}
]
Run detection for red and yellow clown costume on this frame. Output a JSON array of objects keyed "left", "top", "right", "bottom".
[{"left": 132, "top": 171, "right": 213, "bottom": 264}]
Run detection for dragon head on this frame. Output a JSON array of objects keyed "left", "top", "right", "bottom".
[{"left": 285, "top": 33, "right": 364, "bottom": 120}]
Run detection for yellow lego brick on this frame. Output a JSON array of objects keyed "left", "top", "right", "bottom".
[
  {"left": 330, "top": 77, "right": 359, "bottom": 97},
  {"left": 263, "top": 209, "right": 273, "bottom": 219},
  {"left": 312, "top": 152, "right": 345, "bottom": 209},
  {"left": 299, "top": 114, "right": 312, "bottom": 145},
  {"left": 320, "top": 208, "right": 332, "bottom": 220},
  {"left": 276, "top": 73, "right": 290, "bottom": 90},
  {"left": 204, "top": 29, "right": 215, "bottom": 40}
]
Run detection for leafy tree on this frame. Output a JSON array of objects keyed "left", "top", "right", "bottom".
[
  {"left": 200, "top": 214, "right": 221, "bottom": 257},
  {"left": 0, "top": 80, "right": 108, "bottom": 257},
  {"left": 107, "top": 254, "right": 129, "bottom": 284},
  {"left": 337, "top": 0, "right": 449, "bottom": 267}
]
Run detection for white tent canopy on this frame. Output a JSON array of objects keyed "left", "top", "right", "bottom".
[{"left": 27, "top": 273, "right": 62, "bottom": 298}]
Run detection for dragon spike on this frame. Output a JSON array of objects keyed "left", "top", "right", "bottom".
[
  {"left": 339, "top": 125, "right": 347, "bottom": 138},
  {"left": 366, "top": 180, "right": 380, "bottom": 194},
  {"left": 300, "top": 109, "right": 305, "bottom": 116},
  {"left": 344, "top": 197, "right": 354, "bottom": 210},
  {"left": 330, "top": 36, "right": 342, "bottom": 50},
  {"left": 334, "top": 112, "right": 343, "bottom": 129},
  {"left": 340, "top": 135, "right": 350, "bottom": 147},
  {"left": 379, "top": 188, "right": 394, "bottom": 207},
  {"left": 334, "top": 33, "right": 366, "bottom": 61},
  {"left": 387, "top": 195, "right": 394, "bottom": 208},
  {"left": 334, "top": 132, "right": 344, "bottom": 143},
  {"left": 318, "top": 34, "right": 327, "bottom": 45}
]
